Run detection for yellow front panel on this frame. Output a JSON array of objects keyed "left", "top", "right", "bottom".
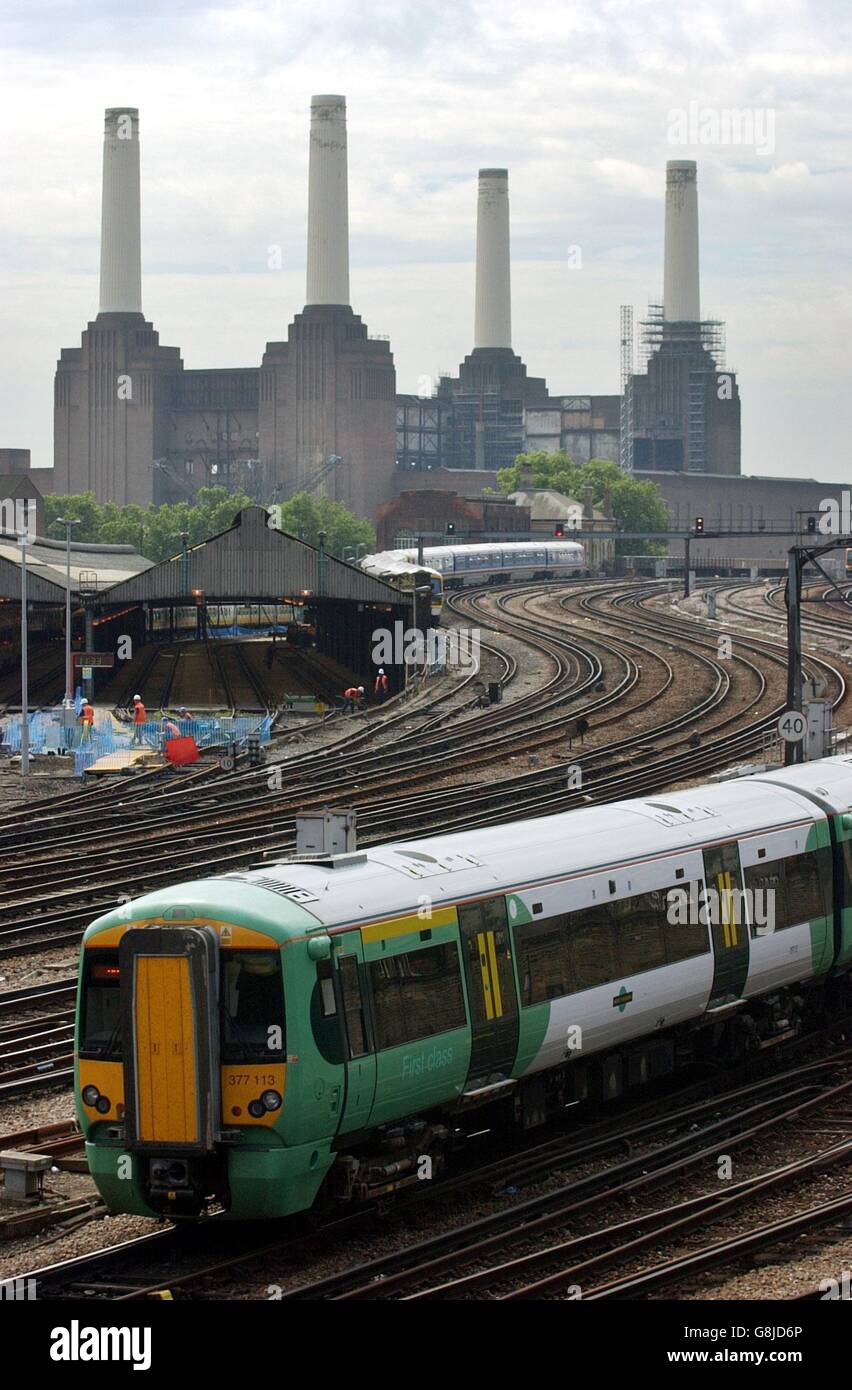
[
  {"left": 78, "top": 1059, "right": 125, "bottom": 1123},
  {"left": 134, "top": 956, "right": 198, "bottom": 1144},
  {"left": 221, "top": 1064, "right": 286, "bottom": 1127}
]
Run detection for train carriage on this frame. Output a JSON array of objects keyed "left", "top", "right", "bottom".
[
  {"left": 360, "top": 539, "right": 587, "bottom": 605},
  {"left": 76, "top": 757, "right": 852, "bottom": 1220}
]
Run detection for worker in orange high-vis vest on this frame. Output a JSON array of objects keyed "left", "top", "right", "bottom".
[
  {"left": 132, "top": 693, "right": 146, "bottom": 745},
  {"left": 374, "top": 668, "right": 389, "bottom": 704},
  {"left": 79, "top": 700, "right": 95, "bottom": 742}
]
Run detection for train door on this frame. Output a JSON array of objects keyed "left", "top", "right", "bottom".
[
  {"left": 457, "top": 897, "right": 519, "bottom": 1084},
  {"left": 334, "top": 930, "right": 376, "bottom": 1135},
  {"left": 703, "top": 841, "right": 751, "bottom": 1004}
]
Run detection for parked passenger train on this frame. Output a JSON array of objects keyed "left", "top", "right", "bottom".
[
  {"left": 76, "top": 757, "right": 852, "bottom": 1219},
  {"left": 361, "top": 539, "right": 587, "bottom": 605}
]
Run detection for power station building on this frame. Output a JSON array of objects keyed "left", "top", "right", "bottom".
[
  {"left": 54, "top": 99, "right": 396, "bottom": 519},
  {"left": 48, "top": 105, "right": 742, "bottom": 523},
  {"left": 624, "top": 161, "right": 741, "bottom": 477}
]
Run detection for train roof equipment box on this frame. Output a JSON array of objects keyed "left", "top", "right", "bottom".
[{"left": 295, "top": 811, "right": 357, "bottom": 857}]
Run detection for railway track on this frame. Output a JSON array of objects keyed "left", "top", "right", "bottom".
[
  {"left": 0, "top": 1008, "right": 75, "bottom": 1097},
  {"left": 280, "top": 1061, "right": 852, "bottom": 1302},
  {"left": 0, "top": 579, "right": 847, "bottom": 975},
  {"left": 17, "top": 1048, "right": 851, "bottom": 1300}
]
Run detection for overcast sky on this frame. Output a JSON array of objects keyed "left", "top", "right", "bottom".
[{"left": 1, "top": 0, "right": 850, "bottom": 482}]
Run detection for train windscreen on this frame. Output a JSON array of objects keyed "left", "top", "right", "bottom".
[
  {"left": 80, "top": 951, "right": 122, "bottom": 1059},
  {"left": 220, "top": 950, "right": 285, "bottom": 1062}
]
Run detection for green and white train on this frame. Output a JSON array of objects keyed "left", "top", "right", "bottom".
[{"left": 76, "top": 756, "right": 852, "bottom": 1219}]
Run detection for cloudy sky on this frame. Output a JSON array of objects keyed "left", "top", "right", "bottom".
[{"left": 1, "top": 0, "right": 850, "bottom": 481}]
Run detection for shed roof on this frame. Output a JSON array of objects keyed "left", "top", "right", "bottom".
[
  {"left": 0, "top": 533, "right": 153, "bottom": 600},
  {"left": 101, "top": 507, "right": 405, "bottom": 606}
]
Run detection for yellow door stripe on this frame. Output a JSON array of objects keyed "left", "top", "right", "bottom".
[
  {"left": 716, "top": 870, "right": 739, "bottom": 948},
  {"left": 486, "top": 931, "right": 503, "bottom": 1018},
  {"left": 716, "top": 872, "right": 728, "bottom": 947},
  {"left": 477, "top": 932, "right": 494, "bottom": 1020},
  {"left": 134, "top": 955, "right": 198, "bottom": 1144}
]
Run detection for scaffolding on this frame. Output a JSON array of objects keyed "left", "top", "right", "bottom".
[
  {"left": 639, "top": 303, "right": 726, "bottom": 363},
  {"left": 633, "top": 303, "right": 729, "bottom": 475},
  {"left": 619, "top": 305, "right": 634, "bottom": 473},
  {"left": 443, "top": 388, "right": 524, "bottom": 472}
]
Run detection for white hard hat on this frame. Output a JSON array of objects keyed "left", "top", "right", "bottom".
[
  {"left": 378, "top": 668, "right": 385, "bottom": 675},
  {"left": 133, "top": 694, "right": 141, "bottom": 701},
  {"left": 358, "top": 686, "right": 364, "bottom": 693}
]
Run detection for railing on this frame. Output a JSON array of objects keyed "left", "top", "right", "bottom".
[{"left": 0, "top": 706, "right": 273, "bottom": 776}]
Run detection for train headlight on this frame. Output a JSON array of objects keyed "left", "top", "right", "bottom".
[
  {"left": 95, "top": 1095, "right": 111, "bottom": 1114},
  {"left": 248, "top": 1099, "right": 265, "bottom": 1118},
  {"left": 261, "top": 1089, "right": 282, "bottom": 1112},
  {"left": 82, "top": 1085, "right": 100, "bottom": 1106}
]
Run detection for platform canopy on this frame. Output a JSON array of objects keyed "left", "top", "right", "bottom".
[
  {"left": 0, "top": 535, "right": 152, "bottom": 602},
  {"left": 101, "top": 506, "right": 405, "bottom": 606}
]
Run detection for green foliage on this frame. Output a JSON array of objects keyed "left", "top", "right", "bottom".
[
  {"left": 271, "top": 493, "right": 376, "bottom": 557},
  {"left": 45, "top": 489, "right": 375, "bottom": 564},
  {"left": 496, "top": 452, "right": 670, "bottom": 557}
]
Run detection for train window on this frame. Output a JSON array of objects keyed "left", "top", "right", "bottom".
[
  {"left": 744, "top": 851, "right": 826, "bottom": 933},
  {"left": 369, "top": 943, "right": 466, "bottom": 1050},
  {"left": 786, "top": 850, "right": 828, "bottom": 923},
  {"left": 318, "top": 960, "right": 337, "bottom": 1018},
  {"left": 662, "top": 883, "right": 711, "bottom": 962},
  {"left": 514, "top": 919, "right": 567, "bottom": 1005},
  {"left": 514, "top": 882, "right": 709, "bottom": 1008},
  {"left": 220, "top": 951, "right": 285, "bottom": 1062},
  {"left": 566, "top": 905, "right": 620, "bottom": 990},
  {"left": 80, "top": 950, "right": 122, "bottom": 1060},
  {"left": 840, "top": 836, "right": 852, "bottom": 908},
  {"left": 338, "top": 955, "right": 369, "bottom": 1058},
  {"left": 612, "top": 891, "right": 668, "bottom": 974}
]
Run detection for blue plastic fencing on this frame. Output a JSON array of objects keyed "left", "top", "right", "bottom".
[
  {"left": 205, "top": 622, "right": 289, "bottom": 639},
  {"left": 1, "top": 707, "right": 273, "bottom": 776}
]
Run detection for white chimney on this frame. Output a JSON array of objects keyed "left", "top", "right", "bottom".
[
  {"left": 663, "top": 160, "right": 700, "bottom": 323},
  {"left": 474, "top": 168, "right": 511, "bottom": 349},
  {"left": 98, "top": 108, "right": 142, "bottom": 314},
  {"left": 305, "top": 95, "right": 350, "bottom": 307}
]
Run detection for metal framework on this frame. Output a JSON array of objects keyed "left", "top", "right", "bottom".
[
  {"left": 785, "top": 537, "right": 852, "bottom": 765},
  {"left": 619, "top": 305, "right": 634, "bottom": 474},
  {"left": 632, "top": 303, "right": 729, "bottom": 475},
  {"left": 395, "top": 395, "right": 445, "bottom": 472}
]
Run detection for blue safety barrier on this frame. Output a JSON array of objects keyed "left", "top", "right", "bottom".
[{"left": 1, "top": 706, "right": 274, "bottom": 775}]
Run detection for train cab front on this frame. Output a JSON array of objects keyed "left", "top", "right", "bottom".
[{"left": 77, "top": 922, "right": 286, "bottom": 1219}]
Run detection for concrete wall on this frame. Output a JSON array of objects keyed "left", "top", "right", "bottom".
[
  {"left": 260, "top": 306, "right": 396, "bottom": 524},
  {"left": 54, "top": 313, "right": 183, "bottom": 506},
  {"left": 639, "top": 470, "right": 847, "bottom": 566}
]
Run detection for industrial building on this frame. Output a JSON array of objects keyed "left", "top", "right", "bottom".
[
  {"left": 623, "top": 161, "right": 741, "bottom": 477},
  {"left": 4, "top": 96, "right": 841, "bottom": 568},
  {"left": 53, "top": 99, "right": 396, "bottom": 519},
  {"left": 46, "top": 100, "right": 744, "bottom": 526},
  {"left": 394, "top": 167, "right": 624, "bottom": 478}
]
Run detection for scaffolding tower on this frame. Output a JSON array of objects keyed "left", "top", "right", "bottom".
[{"left": 619, "top": 305, "right": 634, "bottom": 473}]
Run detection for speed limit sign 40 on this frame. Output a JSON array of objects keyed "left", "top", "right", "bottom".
[{"left": 778, "top": 710, "right": 806, "bottom": 743}]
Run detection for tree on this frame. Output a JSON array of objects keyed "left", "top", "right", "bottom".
[
  {"left": 496, "top": 452, "right": 670, "bottom": 557},
  {"left": 45, "top": 488, "right": 375, "bottom": 563},
  {"left": 271, "top": 493, "right": 376, "bottom": 557}
]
